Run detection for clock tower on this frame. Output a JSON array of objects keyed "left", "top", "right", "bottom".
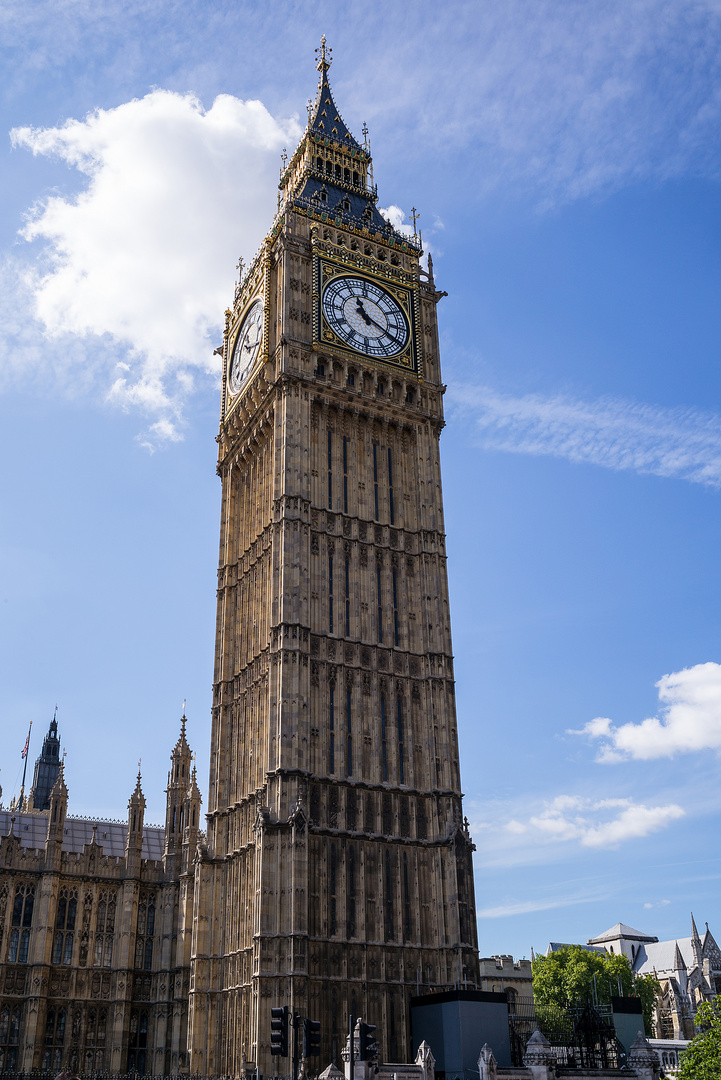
[{"left": 189, "top": 40, "right": 479, "bottom": 1076}]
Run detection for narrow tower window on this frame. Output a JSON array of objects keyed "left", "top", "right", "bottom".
[
  {"left": 328, "top": 554, "right": 334, "bottom": 633},
  {"left": 392, "top": 569, "right": 400, "bottom": 647},
  {"left": 377, "top": 562, "right": 383, "bottom": 644},
  {"left": 343, "top": 436, "right": 349, "bottom": 514},
  {"left": 329, "top": 845, "right": 337, "bottom": 935},
  {"left": 327, "top": 431, "right": 333, "bottom": 510},
  {"left": 345, "top": 558, "right": 350, "bottom": 637},
  {"left": 329, "top": 686, "right": 335, "bottom": 774},
  {"left": 397, "top": 697, "right": 405, "bottom": 784},
  {"left": 347, "top": 846, "right": 356, "bottom": 938},
  {"left": 346, "top": 688, "right": 353, "bottom": 777},
  {"left": 388, "top": 448, "right": 395, "bottom": 525},
  {"left": 384, "top": 850, "right": 394, "bottom": 941},
  {"left": 403, "top": 852, "right": 411, "bottom": 940},
  {"left": 373, "top": 443, "right": 379, "bottom": 521},
  {"left": 381, "top": 695, "right": 388, "bottom": 781}
]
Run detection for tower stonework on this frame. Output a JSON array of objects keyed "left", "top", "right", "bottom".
[{"left": 189, "top": 42, "right": 479, "bottom": 1077}]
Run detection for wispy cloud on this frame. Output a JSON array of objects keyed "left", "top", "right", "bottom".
[
  {"left": 471, "top": 793, "right": 684, "bottom": 868},
  {"left": 476, "top": 892, "right": 603, "bottom": 920},
  {"left": 449, "top": 384, "right": 721, "bottom": 487},
  {"left": 10, "top": 90, "right": 299, "bottom": 442},
  {"left": 572, "top": 661, "right": 721, "bottom": 761},
  {"left": 6, "top": 1, "right": 721, "bottom": 207}
]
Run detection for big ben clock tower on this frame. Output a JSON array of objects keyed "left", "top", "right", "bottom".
[{"left": 189, "top": 39, "right": 480, "bottom": 1076}]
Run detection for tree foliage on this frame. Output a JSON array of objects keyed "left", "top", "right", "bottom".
[
  {"left": 532, "top": 945, "right": 658, "bottom": 1034},
  {"left": 678, "top": 998, "right": 721, "bottom": 1080}
]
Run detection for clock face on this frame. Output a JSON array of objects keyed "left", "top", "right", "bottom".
[
  {"left": 322, "top": 276, "right": 409, "bottom": 359},
  {"left": 228, "top": 299, "right": 263, "bottom": 395}
]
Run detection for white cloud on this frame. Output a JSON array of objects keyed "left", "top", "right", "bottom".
[
  {"left": 528, "top": 795, "right": 684, "bottom": 848},
  {"left": 470, "top": 792, "right": 684, "bottom": 867},
  {"left": 644, "top": 899, "right": 671, "bottom": 909},
  {"left": 448, "top": 384, "right": 721, "bottom": 487},
  {"left": 10, "top": 90, "right": 300, "bottom": 439},
  {"left": 573, "top": 661, "right": 721, "bottom": 761}
]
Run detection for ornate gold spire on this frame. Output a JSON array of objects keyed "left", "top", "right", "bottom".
[{"left": 315, "top": 34, "right": 332, "bottom": 74}]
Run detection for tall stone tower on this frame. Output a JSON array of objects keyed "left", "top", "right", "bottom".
[
  {"left": 189, "top": 40, "right": 479, "bottom": 1077},
  {"left": 30, "top": 712, "right": 61, "bottom": 811}
]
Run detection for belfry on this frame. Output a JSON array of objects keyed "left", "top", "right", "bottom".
[{"left": 188, "top": 39, "right": 480, "bottom": 1076}]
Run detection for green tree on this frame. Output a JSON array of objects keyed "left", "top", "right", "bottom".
[
  {"left": 678, "top": 999, "right": 721, "bottom": 1080},
  {"left": 532, "top": 945, "right": 658, "bottom": 1034}
]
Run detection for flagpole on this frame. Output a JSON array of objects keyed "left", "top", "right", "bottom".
[{"left": 19, "top": 720, "right": 32, "bottom": 807}]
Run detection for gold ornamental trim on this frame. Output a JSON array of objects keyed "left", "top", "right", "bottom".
[{"left": 312, "top": 251, "right": 421, "bottom": 378}]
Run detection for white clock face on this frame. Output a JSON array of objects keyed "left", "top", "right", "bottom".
[
  {"left": 228, "top": 300, "right": 263, "bottom": 395},
  {"left": 322, "top": 276, "right": 409, "bottom": 359}
]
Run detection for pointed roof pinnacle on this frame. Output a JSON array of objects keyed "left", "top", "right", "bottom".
[
  {"left": 691, "top": 912, "right": 701, "bottom": 941},
  {"left": 130, "top": 759, "right": 144, "bottom": 800},
  {"left": 674, "top": 941, "right": 686, "bottom": 970},
  {"left": 307, "top": 37, "right": 362, "bottom": 152},
  {"left": 50, "top": 758, "right": 68, "bottom": 799},
  {"left": 315, "top": 34, "right": 331, "bottom": 74}
]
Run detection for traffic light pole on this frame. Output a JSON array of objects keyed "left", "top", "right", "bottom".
[
  {"left": 348, "top": 1014, "right": 355, "bottom": 1080},
  {"left": 292, "top": 1011, "right": 300, "bottom": 1080}
]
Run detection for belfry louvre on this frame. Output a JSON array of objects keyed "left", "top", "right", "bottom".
[
  {"left": 187, "top": 40, "right": 480, "bottom": 1077},
  {"left": 0, "top": 41, "right": 479, "bottom": 1079}
]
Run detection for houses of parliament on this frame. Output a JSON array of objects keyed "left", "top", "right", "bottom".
[{"left": 0, "top": 40, "right": 479, "bottom": 1077}]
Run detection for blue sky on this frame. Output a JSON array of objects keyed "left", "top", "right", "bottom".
[{"left": 1, "top": 0, "right": 721, "bottom": 961}]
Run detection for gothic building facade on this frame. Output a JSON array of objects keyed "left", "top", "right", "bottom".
[
  {"left": 0, "top": 40, "right": 480, "bottom": 1077},
  {"left": 0, "top": 718, "right": 199, "bottom": 1075}
]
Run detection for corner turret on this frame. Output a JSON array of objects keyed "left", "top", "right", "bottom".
[
  {"left": 164, "top": 712, "right": 202, "bottom": 873},
  {"left": 125, "top": 765, "right": 146, "bottom": 874},
  {"left": 45, "top": 761, "right": 68, "bottom": 867}
]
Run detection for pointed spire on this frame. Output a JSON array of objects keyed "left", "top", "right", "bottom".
[
  {"left": 674, "top": 941, "right": 686, "bottom": 970},
  {"left": 51, "top": 759, "right": 68, "bottom": 800},
  {"left": 692, "top": 912, "right": 701, "bottom": 942},
  {"left": 307, "top": 37, "right": 361, "bottom": 151}
]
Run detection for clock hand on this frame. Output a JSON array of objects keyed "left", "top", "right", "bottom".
[{"left": 355, "top": 298, "right": 373, "bottom": 325}]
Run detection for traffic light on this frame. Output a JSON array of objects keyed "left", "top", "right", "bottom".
[
  {"left": 302, "top": 1018, "right": 321, "bottom": 1057},
  {"left": 270, "top": 1005, "right": 289, "bottom": 1057},
  {"left": 358, "top": 1020, "right": 378, "bottom": 1061}
]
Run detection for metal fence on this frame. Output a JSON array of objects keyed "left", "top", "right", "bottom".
[{"left": 508, "top": 996, "right": 629, "bottom": 1069}]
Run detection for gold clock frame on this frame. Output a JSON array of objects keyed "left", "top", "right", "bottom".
[
  {"left": 221, "top": 267, "right": 270, "bottom": 420},
  {"left": 313, "top": 253, "right": 420, "bottom": 377}
]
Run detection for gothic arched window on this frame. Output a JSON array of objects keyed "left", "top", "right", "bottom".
[
  {"left": 135, "top": 894, "right": 155, "bottom": 970},
  {"left": 0, "top": 1005, "right": 22, "bottom": 1074},
  {"left": 94, "top": 889, "right": 117, "bottom": 967},
  {"left": 7, "top": 884, "right": 34, "bottom": 963},
  {"left": 52, "top": 886, "right": 77, "bottom": 964}
]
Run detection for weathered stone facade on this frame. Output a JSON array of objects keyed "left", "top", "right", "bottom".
[
  {"left": 187, "top": 45, "right": 479, "bottom": 1079},
  {"left": 0, "top": 719, "right": 199, "bottom": 1074}
]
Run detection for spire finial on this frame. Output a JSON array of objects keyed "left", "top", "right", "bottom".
[
  {"left": 137, "top": 757, "right": 142, "bottom": 780},
  {"left": 362, "top": 121, "right": 369, "bottom": 152},
  {"left": 315, "top": 35, "right": 332, "bottom": 74},
  {"left": 409, "top": 206, "right": 421, "bottom": 235}
]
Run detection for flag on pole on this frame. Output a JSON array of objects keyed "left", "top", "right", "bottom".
[{"left": 21, "top": 723, "right": 31, "bottom": 759}]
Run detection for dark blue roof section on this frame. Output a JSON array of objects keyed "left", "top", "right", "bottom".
[
  {"left": 292, "top": 175, "right": 388, "bottom": 230},
  {"left": 309, "top": 68, "right": 362, "bottom": 151}
]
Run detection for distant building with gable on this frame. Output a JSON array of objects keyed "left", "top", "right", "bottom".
[{"left": 587, "top": 916, "right": 721, "bottom": 1039}]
